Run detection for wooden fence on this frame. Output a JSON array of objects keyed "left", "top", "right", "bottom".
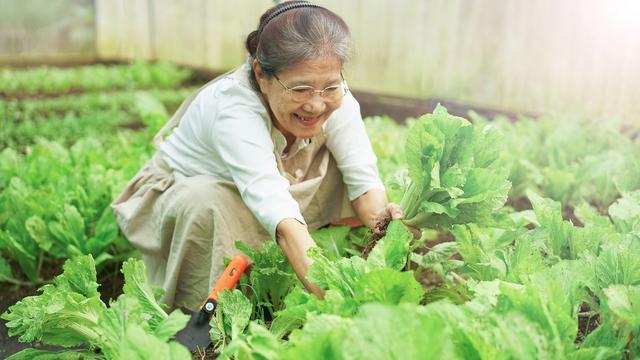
[{"left": 4, "top": 0, "right": 639, "bottom": 124}]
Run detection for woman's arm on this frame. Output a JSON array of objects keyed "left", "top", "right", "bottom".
[
  {"left": 351, "top": 188, "right": 403, "bottom": 229},
  {"left": 276, "top": 218, "right": 325, "bottom": 299},
  {"left": 276, "top": 193, "right": 404, "bottom": 300}
]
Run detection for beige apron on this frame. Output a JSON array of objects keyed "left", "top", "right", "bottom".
[{"left": 111, "top": 65, "right": 354, "bottom": 310}]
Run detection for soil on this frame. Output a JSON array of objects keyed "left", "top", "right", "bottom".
[
  {"left": 361, "top": 215, "right": 392, "bottom": 258},
  {"left": 351, "top": 91, "right": 534, "bottom": 123},
  {"left": 575, "top": 302, "right": 601, "bottom": 344},
  {"left": 191, "top": 346, "right": 217, "bottom": 360},
  {"left": 563, "top": 207, "right": 584, "bottom": 227},
  {"left": 119, "top": 120, "right": 147, "bottom": 131}
]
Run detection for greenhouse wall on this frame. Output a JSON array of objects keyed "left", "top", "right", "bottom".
[
  {"left": 2, "top": 0, "right": 638, "bottom": 123},
  {"left": 0, "top": 0, "right": 96, "bottom": 64}
]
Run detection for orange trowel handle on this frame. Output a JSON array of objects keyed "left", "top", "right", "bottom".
[{"left": 200, "top": 255, "right": 248, "bottom": 311}]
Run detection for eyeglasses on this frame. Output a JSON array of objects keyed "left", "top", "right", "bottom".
[{"left": 273, "top": 73, "right": 348, "bottom": 103}]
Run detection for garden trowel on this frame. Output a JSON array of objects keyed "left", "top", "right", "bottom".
[{"left": 175, "top": 255, "right": 249, "bottom": 351}]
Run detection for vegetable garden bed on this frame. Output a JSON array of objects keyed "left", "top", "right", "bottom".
[{"left": 1, "top": 62, "right": 639, "bottom": 359}]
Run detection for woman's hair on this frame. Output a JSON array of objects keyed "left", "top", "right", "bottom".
[{"left": 245, "top": 1, "right": 352, "bottom": 91}]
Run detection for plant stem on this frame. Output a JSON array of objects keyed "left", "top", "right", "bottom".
[
  {"left": 2, "top": 277, "right": 38, "bottom": 287},
  {"left": 404, "top": 212, "right": 432, "bottom": 228}
]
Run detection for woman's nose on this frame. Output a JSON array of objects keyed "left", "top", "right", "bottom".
[{"left": 301, "top": 96, "right": 326, "bottom": 114}]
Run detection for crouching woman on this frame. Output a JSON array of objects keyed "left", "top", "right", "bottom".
[{"left": 112, "top": 1, "right": 402, "bottom": 311}]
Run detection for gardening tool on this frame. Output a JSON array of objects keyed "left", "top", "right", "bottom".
[{"left": 175, "top": 255, "right": 249, "bottom": 351}]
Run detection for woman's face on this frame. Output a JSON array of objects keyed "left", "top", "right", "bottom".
[{"left": 254, "top": 56, "right": 344, "bottom": 143}]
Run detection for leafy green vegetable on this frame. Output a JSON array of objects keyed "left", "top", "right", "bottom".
[
  {"left": 117, "top": 324, "right": 191, "bottom": 360},
  {"left": 310, "top": 225, "right": 351, "bottom": 259},
  {"left": 0, "top": 62, "right": 192, "bottom": 96},
  {"left": 366, "top": 220, "right": 413, "bottom": 270},
  {"left": 281, "top": 304, "right": 453, "bottom": 359},
  {"left": 603, "top": 285, "right": 640, "bottom": 328},
  {"left": 278, "top": 221, "right": 420, "bottom": 320},
  {"left": 235, "top": 241, "right": 298, "bottom": 320},
  {"left": 608, "top": 190, "right": 640, "bottom": 235},
  {"left": 394, "top": 105, "right": 511, "bottom": 230},
  {"left": 218, "top": 322, "right": 283, "bottom": 360},
  {"left": 221, "top": 289, "right": 253, "bottom": 339},
  {"left": 121, "top": 258, "right": 170, "bottom": 329},
  {"left": 411, "top": 241, "right": 463, "bottom": 277},
  {"left": 6, "top": 348, "right": 103, "bottom": 360},
  {"left": 353, "top": 268, "right": 424, "bottom": 305},
  {"left": 2, "top": 255, "right": 190, "bottom": 359},
  {"left": 2, "top": 255, "right": 105, "bottom": 347}
]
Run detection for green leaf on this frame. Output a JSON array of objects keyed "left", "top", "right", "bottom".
[
  {"left": 121, "top": 258, "right": 168, "bottom": 329},
  {"left": 441, "top": 163, "right": 466, "bottom": 189},
  {"left": 0, "top": 229, "right": 39, "bottom": 282},
  {"left": 54, "top": 254, "right": 100, "bottom": 297},
  {"left": 353, "top": 268, "right": 424, "bottom": 305},
  {"left": 25, "top": 216, "right": 51, "bottom": 252},
  {"left": 404, "top": 120, "right": 443, "bottom": 191},
  {"left": 98, "top": 295, "right": 146, "bottom": 358},
  {"left": 219, "top": 321, "right": 283, "bottom": 360},
  {"left": 85, "top": 206, "right": 119, "bottom": 256},
  {"left": 0, "top": 255, "right": 15, "bottom": 283},
  {"left": 367, "top": 220, "right": 412, "bottom": 271},
  {"left": 419, "top": 201, "right": 460, "bottom": 217},
  {"left": 341, "top": 304, "right": 453, "bottom": 360},
  {"left": 307, "top": 248, "right": 367, "bottom": 299},
  {"left": 276, "top": 288, "right": 355, "bottom": 320},
  {"left": 496, "top": 270, "right": 582, "bottom": 356},
  {"left": 603, "top": 285, "right": 640, "bottom": 328},
  {"left": 219, "top": 289, "right": 253, "bottom": 339},
  {"left": 594, "top": 244, "right": 640, "bottom": 288},
  {"left": 117, "top": 324, "right": 190, "bottom": 360},
  {"left": 565, "top": 347, "right": 619, "bottom": 360},
  {"left": 47, "top": 205, "right": 86, "bottom": 255},
  {"left": 453, "top": 224, "right": 529, "bottom": 281},
  {"left": 527, "top": 190, "right": 574, "bottom": 259},
  {"left": 235, "top": 241, "right": 297, "bottom": 319},
  {"left": 5, "top": 348, "right": 103, "bottom": 360},
  {"left": 268, "top": 314, "right": 302, "bottom": 339},
  {"left": 153, "top": 309, "right": 190, "bottom": 342},
  {"left": 411, "top": 241, "right": 463, "bottom": 277},
  {"left": 282, "top": 314, "right": 351, "bottom": 360},
  {"left": 310, "top": 225, "right": 351, "bottom": 259},
  {"left": 608, "top": 190, "right": 640, "bottom": 235}
]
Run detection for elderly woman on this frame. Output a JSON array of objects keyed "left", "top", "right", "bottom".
[{"left": 112, "top": 1, "right": 402, "bottom": 310}]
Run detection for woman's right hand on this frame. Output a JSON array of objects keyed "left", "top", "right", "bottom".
[{"left": 276, "top": 218, "right": 325, "bottom": 299}]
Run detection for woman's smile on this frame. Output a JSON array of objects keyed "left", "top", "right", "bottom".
[{"left": 293, "top": 112, "right": 323, "bottom": 126}]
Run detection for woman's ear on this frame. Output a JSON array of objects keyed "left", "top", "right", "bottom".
[{"left": 252, "top": 59, "right": 267, "bottom": 93}]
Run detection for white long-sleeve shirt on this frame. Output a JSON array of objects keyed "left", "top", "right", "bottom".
[{"left": 159, "top": 62, "right": 384, "bottom": 239}]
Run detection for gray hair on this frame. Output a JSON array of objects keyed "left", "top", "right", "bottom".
[{"left": 245, "top": 3, "right": 352, "bottom": 90}]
